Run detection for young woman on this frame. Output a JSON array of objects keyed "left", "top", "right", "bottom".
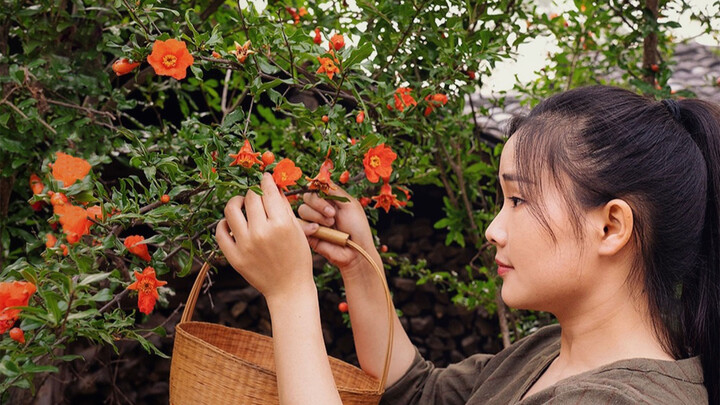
[{"left": 215, "top": 85, "right": 719, "bottom": 404}]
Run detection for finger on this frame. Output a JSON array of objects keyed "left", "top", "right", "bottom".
[
  {"left": 303, "top": 192, "right": 337, "bottom": 217},
  {"left": 298, "top": 219, "right": 320, "bottom": 236},
  {"left": 260, "top": 172, "right": 289, "bottom": 221},
  {"left": 298, "top": 204, "right": 335, "bottom": 227},
  {"left": 307, "top": 235, "right": 321, "bottom": 251},
  {"left": 324, "top": 180, "right": 354, "bottom": 201},
  {"left": 244, "top": 187, "right": 268, "bottom": 228},
  {"left": 216, "top": 219, "right": 241, "bottom": 264},
  {"left": 223, "top": 195, "right": 248, "bottom": 239}
]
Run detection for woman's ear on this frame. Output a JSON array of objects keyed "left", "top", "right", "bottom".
[{"left": 596, "top": 199, "right": 634, "bottom": 256}]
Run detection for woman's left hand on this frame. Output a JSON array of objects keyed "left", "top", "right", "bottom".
[{"left": 216, "top": 172, "right": 315, "bottom": 303}]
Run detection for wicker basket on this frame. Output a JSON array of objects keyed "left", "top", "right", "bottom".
[{"left": 170, "top": 233, "right": 394, "bottom": 405}]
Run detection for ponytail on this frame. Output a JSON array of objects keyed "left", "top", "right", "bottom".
[{"left": 677, "top": 99, "right": 720, "bottom": 405}]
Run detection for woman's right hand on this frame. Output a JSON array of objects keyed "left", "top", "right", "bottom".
[
  {"left": 297, "top": 181, "right": 380, "bottom": 274},
  {"left": 299, "top": 181, "right": 417, "bottom": 387}
]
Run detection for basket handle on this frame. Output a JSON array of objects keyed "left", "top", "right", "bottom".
[{"left": 179, "top": 219, "right": 395, "bottom": 392}]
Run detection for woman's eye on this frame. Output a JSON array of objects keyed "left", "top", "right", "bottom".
[{"left": 507, "top": 197, "right": 524, "bottom": 208}]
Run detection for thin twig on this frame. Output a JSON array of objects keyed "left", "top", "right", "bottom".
[
  {"left": 2, "top": 100, "right": 57, "bottom": 134},
  {"left": 277, "top": 11, "right": 296, "bottom": 82},
  {"left": 99, "top": 290, "right": 129, "bottom": 314},
  {"left": 110, "top": 185, "right": 208, "bottom": 236},
  {"left": 140, "top": 303, "right": 184, "bottom": 338},
  {"left": 242, "top": 97, "right": 254, "bottom": 136},
  {"left": 371, "top": 0, "right": 430, "bottom": 80},
  {"left": 329, "top": 60, "right": 346, "bottom": 110},
  {"left": 221, "top": 69, "right": 232, "bottom": 115},
  {"left": 120, "top": 0, "right": 151, "bottom": 40},
  {"left": 164, "top": 220, "right": 219, "bottom": 263}
]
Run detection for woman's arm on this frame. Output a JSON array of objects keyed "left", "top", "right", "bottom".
[
  {"left": 298, "top": 184, "right": 417, "bottom": 387},
  {"left": 267, "top": 285, "right": 342, "bottom": 404},
  {"left": 216, "top": 173, "right": 341, "bottom": 405}
]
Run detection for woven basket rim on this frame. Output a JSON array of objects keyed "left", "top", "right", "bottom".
[
  {"left": 176, "top": 320, "right": 382, "bottom": 392},
  {"left": 176, "top": 321, "right": 278, "bottom": 378}
]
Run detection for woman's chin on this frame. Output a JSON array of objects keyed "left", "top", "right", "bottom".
[{"left": 500, "top": 285, "right": 537, "bottom": 311}]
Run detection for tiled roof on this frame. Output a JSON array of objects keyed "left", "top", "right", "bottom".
[{"left": 466, "top": 41, "right": 720, "bottom": 140}]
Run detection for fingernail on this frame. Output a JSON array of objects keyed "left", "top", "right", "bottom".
[
  {"left": 324, "top": 206, "right": 335, "bottom": 216},
  {"left": 311, "top": 223, "right": 319, "bottom": 231}
]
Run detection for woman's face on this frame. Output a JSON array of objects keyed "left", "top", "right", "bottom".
[{"left": 485, "top": 136, "right": 596, "bottom": 313}]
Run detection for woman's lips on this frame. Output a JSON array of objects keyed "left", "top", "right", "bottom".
[{"left": 495, "top": 259, "right": 514, "bottom": 276}]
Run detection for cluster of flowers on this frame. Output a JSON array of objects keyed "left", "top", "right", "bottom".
[
  {"left": 0, "top": 281, "right": 36, "bottom": 344},
  {"left": 27, "top": 152, "right": 167, "bottom": 317},
  {"left": 113, "top": 31, "right": 449, "bottom": 119},
  {"left": 312, "top": 32, "right": 449, "bottom": 117},
  {"left": 227, "top": 139, "right": 409, "bottom": 213}
]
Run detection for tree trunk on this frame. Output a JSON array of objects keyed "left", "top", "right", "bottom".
[{"left": 642, "top": 0, "right": 659, "bottom": 86}]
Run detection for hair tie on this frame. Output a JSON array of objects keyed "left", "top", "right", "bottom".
[{"left": 661, "top": 99, "right": 682, "bottom": 122}]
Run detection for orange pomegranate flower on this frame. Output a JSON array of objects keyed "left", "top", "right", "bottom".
[
  {"left": 393, "top": 87, "right": 417, "bottom": 112},
  {"left": 261, "top": 151, "right": 275, "bottom": 170},
  {"left": 45, "top": 233, "right": 57, "bottom": 249},
  {"left": 147, "top": 39, "right": 195, "bottom": 80},
  {"left": 339, "top": 170, "right": 350, "bottom": 184},
  {"left": 298, "top": 7, "right": 307, "bottom": 17},
  {"left": 29, "top": 173, "right": 46, "bottom": 211},
  {"left": 231, "top": 40, "right": 255, "bottom": 64},
  {"left": 229, "top": 139, "right": 262, "bottom": 168},
  {"left": 396, "top": 186, "right": 412, "bottom": 203},
  {"left": 49, "top": 191, "right": 69, "bottom": 207},
  {"left": 124, "top": 235, "right": 152, "bottom": 262},
  {"left": 317, "top": 56, "right": 340, "bottom": 80},
  {"left": 363, "top": 144, "right": 397, "bottom": 183},
  {"left": 112, "top": 58, "right": 140, "bottom": 76},
  {"left": 52, "top": 152, "right": 91, "bottom": 187},
  {"left": 9, "top": 327, "right": 25, "bottom": 344},
  {"left": 126, "top": 266, "right": 167, "bottom": 315},
  {"left": 0, "top": 281, "right": 37, "bottom": 334},
  {"left": 313, "top": 27, "right": 322, "bottom": 44},
  {"left": 57, "top": 205, "right": 91, "bottom": 244},
  {"left": 328, "top": 33, "right": 344, "bottom": 51},
  {"left": 306, "top": 159, "right": 335, "bottom": 192},
  {"left": 272, "top": 158, "right": 303, "bottom": 192},
  {"left": 423, "top": 93, "right": 449, "bottom": 116},
  {"left": 86, "top": 205, "right": 103, "bottom": 221},
  {"left": 372, "top": 182, "right": 406, "bottom": 213},
  {"left": 29, "top": 174, "right": 44, "bottom": 195}
]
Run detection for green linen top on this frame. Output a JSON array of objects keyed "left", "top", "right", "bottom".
[{"left": 380, "top": 324, "right": 706, "bottom": 404}]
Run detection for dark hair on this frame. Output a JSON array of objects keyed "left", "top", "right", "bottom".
[{"left": 507, "top": 85, "right": 719, "bottom": 404}]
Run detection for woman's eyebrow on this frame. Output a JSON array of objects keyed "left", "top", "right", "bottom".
[{"left": 501, "top": 173, "right": 529, "bottom": 183}]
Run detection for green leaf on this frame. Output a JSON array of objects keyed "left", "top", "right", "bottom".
[
  {"left": 79, "top": 273, "right": 111, "bottom": 286},
  {"left": 21, "top": 364, "right": 59, "bottom": 374},
  {"left": 90, "top": 288, "right": 113, "bottom": 302},
  {"left": 68, "top": 309, "right": 100, "bottom": 320},
  {"left": 184, "top": 9, "right": 200, "bottom": 39},
  {"left": 344, "top": 42, "right": 374, "bottom": 69},
  {"left": 191, "top": 64, "right": 203, "bottom": 80},
  {"left": 0, "top": 137, "right": 24, "bottom": 153},
  {"left": 0, "top": 359, "right": 20, "bottom": 377},
  {"left": 255, "top": 79, "right": 285, "bottom": 97},
  {"left": 322, "top": 194, "right": 349, "bottom": 203}
]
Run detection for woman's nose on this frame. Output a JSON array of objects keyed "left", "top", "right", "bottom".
[{"left": 485, "top": 212, "right": 506, "bottom": 247}]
